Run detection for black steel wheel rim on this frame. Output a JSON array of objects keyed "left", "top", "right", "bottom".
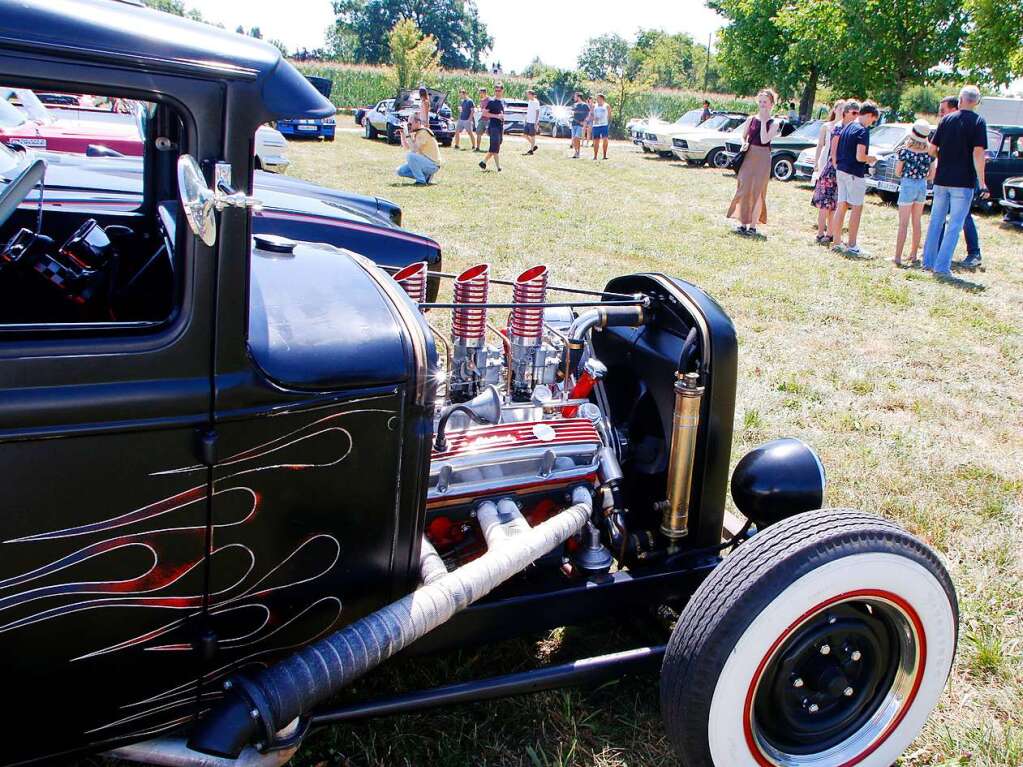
[{"left": 750, "top": 598, "right": 920, "bottom": 763}]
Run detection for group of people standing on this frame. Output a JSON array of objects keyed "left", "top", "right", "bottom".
[
  {"left": 569, "top": 92, "right": 612, "bottom": 160},
  {"left": 728, "top": 85, "right": 990, "bottom": 279}
]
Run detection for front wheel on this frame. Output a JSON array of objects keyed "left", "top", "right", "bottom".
[
  {"left": 772, "top": 155, "right": 795, "bottom": 181},
  {"left": 661, "top": 509, "right": 957, "bottom": 767},
  {"left": 364, "top": 121, "right": 378, "bottom": 140},
  {"left": 708, "top": 148, "right": 729, "bottom": 169}
]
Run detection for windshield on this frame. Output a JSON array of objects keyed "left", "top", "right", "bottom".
[
  {"left": 700, "top": 115, "right": 731, "bottom": 131},
  {"left": 791, "top": 120, "right": 822, "bottom": 140},
  {"left": 676, "top": 109, "right": 704, "bottom": 127},
  {"left": 871, "top": 125, "right": 907, "bottom": 146},
  {"left": 0, "top": 97, "right": 28, "bottom": 129}
]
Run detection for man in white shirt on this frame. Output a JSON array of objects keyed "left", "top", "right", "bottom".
[{"left": 524, "top": 89, "right": 540, "bottom": 156}]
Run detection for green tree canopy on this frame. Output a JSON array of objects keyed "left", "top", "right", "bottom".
[
  {"left": 631, "top": 29, "right": 697, "bottom": 88},
  {"left": 576, "top": 33, "right": 631, "bottom": 80},
  {"left": 387, "top": 18, "right": 440, "bottom": 92},
  {"left": 962, "top": 0, "right": 1023, "bottom": 86},
  {"left": 330, "top": 0, "right": 492, "bottom": 71},
  {"left": 710, "top": 0, "right": 972, "bottom": 116}
]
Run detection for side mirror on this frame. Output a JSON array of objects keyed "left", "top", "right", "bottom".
[{"left": 177, "top": 154, "right": 216, "bottom": 247}]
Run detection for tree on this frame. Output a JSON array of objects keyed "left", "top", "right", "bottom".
[
  {"left": 710, "top": 0, "right": 971, "bottom": 116},
  {"left": 387, "top": 19, "right": 440, "bottom": 92},
  {"left": 632, "top": 30, "right": 698, "bottom": 89},
  {"left": 576, "top": 33, "right": 630, "bottom": 81},
  {"left": 249, "top": 26, "right": 263, "bottom": 39},
  {"left": 532, "top": 68, "right": 589, "bottom": 104},
  {"left": 330, "top": 0, "right": 492, "bottom": 70},
  {"left": 144, "top": 0, "right": 186, "bottom": 14},
  {"left": 962, "top": 0, "right": 1022, "bottom": 87},
  {"left": 269, "top": 39, "right": 290, "bottom": 57},
  {"left": 236, "top": 24, "right": 246, "bottom": 34}
]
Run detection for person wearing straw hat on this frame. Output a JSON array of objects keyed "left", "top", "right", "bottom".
[{"left": 892, "top": 119, "right": 935, "bottom": 266}]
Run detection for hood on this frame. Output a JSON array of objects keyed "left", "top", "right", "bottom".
[{"left": 395, "top": 88, "right": 447, "bottom": 114}]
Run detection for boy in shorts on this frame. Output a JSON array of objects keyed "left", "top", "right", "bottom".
[
  {"left": 830, "top": 100, "right": 879, "bottom": 255},
  {"left": 454, "top": 88, "right": 476, "bottom": 150}
]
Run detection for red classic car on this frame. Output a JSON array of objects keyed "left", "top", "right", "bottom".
[{"left": 0, "top": 87, "right": 143, "bottom": 155}]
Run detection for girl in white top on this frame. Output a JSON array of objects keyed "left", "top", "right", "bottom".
[{"left": 591, "top": 93, "right": 611, "bottom": 160}]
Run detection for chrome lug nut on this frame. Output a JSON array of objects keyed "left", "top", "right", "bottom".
[
  {"left": 250, "top": 708, "right": 260, "bottom": 720},
  {"left": 844, "top": 687, "right": 854, "bottom": 697},
  {"left": 820, "top": 644, "right": 831, "bottom": 655},
  {"left": 808, "top": 703, "right": 820, "bottom": 713},
  {"left": 793, "top": 677, "right": 804, "bottom": 688},
  {"left": 851, "top": 650, "right": 862, "bottom": 661}
]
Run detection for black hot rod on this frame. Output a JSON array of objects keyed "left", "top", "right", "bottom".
[{"left": 0, "top": 3, "right": 957, "bottom": 767}]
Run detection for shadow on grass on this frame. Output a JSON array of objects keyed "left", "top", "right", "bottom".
[{"left": 936, "top": 273, "right": 987, "bottom": 292}]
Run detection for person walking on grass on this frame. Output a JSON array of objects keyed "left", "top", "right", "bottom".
[
  {"left": 523, "top": 89, "right": 540, "bottom": 155},
  {"left": 396, "top": 114, "right": 440, "bottom": 185},
  {"left": 570, "top": 93, "right": 590, "bottom": 159},
  {"left": 829, "top": 100, "right": 879, "bottom": 256},
  {"left": 591, "top": 93, "right": 611, "bottom": 160},
  {"left": 810, "top": 100, "right": 846, "bottom": 244},
  {"left": 454, "top": 88, "right": 476, "bottom": 151},
  {"left": 893, "top": 120, "right": 935, "bottom": 266},
  {"left": 922, "top": 85, "right": 990, "bottom": 278},
  {"left": 474, "top": 87, "right": 490, "bottom": 153},
  {"left": 726, "top": 88, "right": 781, "bottom": 238},
  {"left": 479, "top": 82, "right": 505, "bottom": 172},
  {"left": 933, "top": 95, "right": 984, "bottom": 269}
]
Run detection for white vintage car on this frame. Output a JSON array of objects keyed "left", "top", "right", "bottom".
[
  {"left": 639, "top": 109, "right": 708, "bottom": 155},
  {"left": 669, "top": 113, "right": 750, "bottom": 167}
]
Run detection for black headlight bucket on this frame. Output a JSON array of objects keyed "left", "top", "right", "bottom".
[{"left": 731, "top": 438, "right": 826, "bottom": 528}]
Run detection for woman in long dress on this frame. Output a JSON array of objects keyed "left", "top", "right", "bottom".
[{"left": 727, "top": 89, "right": 782, "bottom": 237}]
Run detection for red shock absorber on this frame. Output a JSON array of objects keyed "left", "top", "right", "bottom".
[
  {"left": 392, "top": 261, "right": 428, "bottom": 306},
  {"left": 507, "top": 265, "right": 549, "bottom": 344},
  {"left": 452, "top": 264, "right": 490, "bottom": 345},
  {"left": 562, "top": 358, "right": 607, "bottom": 417}
]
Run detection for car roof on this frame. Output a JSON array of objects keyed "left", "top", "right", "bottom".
[{"left": 0, "top": 0, "right": 333, "bottom": 120}]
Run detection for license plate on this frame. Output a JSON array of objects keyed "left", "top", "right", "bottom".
[
  {"left": 877, "top": 181, "right": 899, "bottom": 192},
  {"left": 297, "top": 125, "right": 318, "bottom": 132}
]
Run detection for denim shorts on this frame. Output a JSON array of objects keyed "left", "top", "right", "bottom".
[
  {"left": 571, "top": 125, "right": 584, "bottom": 139},
  {"left": 591, "top": 125, "right": 609, "bottom": 139},
  {"left": 897, "top": 177, "right": 928, "bottom": 206}
]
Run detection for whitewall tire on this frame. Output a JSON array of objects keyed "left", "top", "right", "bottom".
[{"left": 661, "top": 509, "right": 957, "bottom": 767}]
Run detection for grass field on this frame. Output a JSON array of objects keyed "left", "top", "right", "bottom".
[{"left": 106, "top": 120, "right": 1023, "bottom": 767}]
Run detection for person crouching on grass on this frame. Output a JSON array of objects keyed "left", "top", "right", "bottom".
[
  {"left": 479, "top": 83, "right": 505, "bottom": 172},
  {"left": 893, "top": 120, "right": 935, "bottom": 266},
  {"left": 396, "top": 114, "right": 440, "bottom": 185},
  {"left": 591, "top": 94, "right": 611, "bottom": 160},
  {"left": 829, "top": 100, "right": 879, "bottom": 256}
]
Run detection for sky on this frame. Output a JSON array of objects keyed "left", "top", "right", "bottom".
[{"left": 183, "top": 0, "right": 726, "bottom": 72}]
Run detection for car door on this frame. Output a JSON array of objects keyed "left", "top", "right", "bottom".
[{"left": 986, "top": 132, "right": 1020, "bottom": 200}]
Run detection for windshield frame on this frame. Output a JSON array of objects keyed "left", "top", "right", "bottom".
[{"left": 870, "top": 125, "right": 908, "bottom": 146}]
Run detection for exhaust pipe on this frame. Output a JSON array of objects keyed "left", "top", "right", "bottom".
[{"left": 188, "top": 487, "right": 594, "bottom": 759}]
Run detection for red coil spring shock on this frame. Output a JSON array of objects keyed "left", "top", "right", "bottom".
[
  {"left": 452, "top": 263, "right": 490, "bottom": 344},
  {"left": 392, "top": 261, "right": 428, "bottom": 305},
  {"left": 508, "top": 265, "right": 549, "bottom": 344}
]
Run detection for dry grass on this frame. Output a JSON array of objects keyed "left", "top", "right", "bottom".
[{"left": 102, "top": 118, "right": 1023, "bottom": 767}]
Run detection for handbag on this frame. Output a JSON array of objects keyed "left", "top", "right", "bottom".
[{"left": 728, "top": 144, "right": 747, "bottom": 172}]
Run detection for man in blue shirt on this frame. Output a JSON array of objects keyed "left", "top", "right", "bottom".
[
  {"left": 570, "top": 93, "right": 590, "bottom": 159},
  {"left": 922, "top": 85, "right": 990, "bottom": 278},
  {"left": 829, "top": 100, "right": 879, "bottom": 256}
]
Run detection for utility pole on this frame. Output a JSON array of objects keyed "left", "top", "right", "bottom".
[{"left": 704, "top": 32, "right": 712, "bottom": 92}]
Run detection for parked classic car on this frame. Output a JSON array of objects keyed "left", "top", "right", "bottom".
[
  {"left": 637, "top": 109, "right": 708, "bottom": 154},
  {"left": 274, "top": 75, "right": 337, "bottom": 141},
  {"left": 540, "top": 104, "right": 572, "bottom": 137},
  {"left": 4, "top": 86, "right": 292, "bottom": 172},
  {"left": 1002, "top": 176, "right": 1023, "bottom": 223},
  {"left": 0, "top": 4, "right": 960, "bottom": 767},
  {"left": 668, "top": 113, "right": 750, "bottom": 167},
  {"left": 502, "top": 99, "right": 529, "bottom": 133},
  {"left": 363, "top": 89, "right": 455, "bottom": 146}
]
